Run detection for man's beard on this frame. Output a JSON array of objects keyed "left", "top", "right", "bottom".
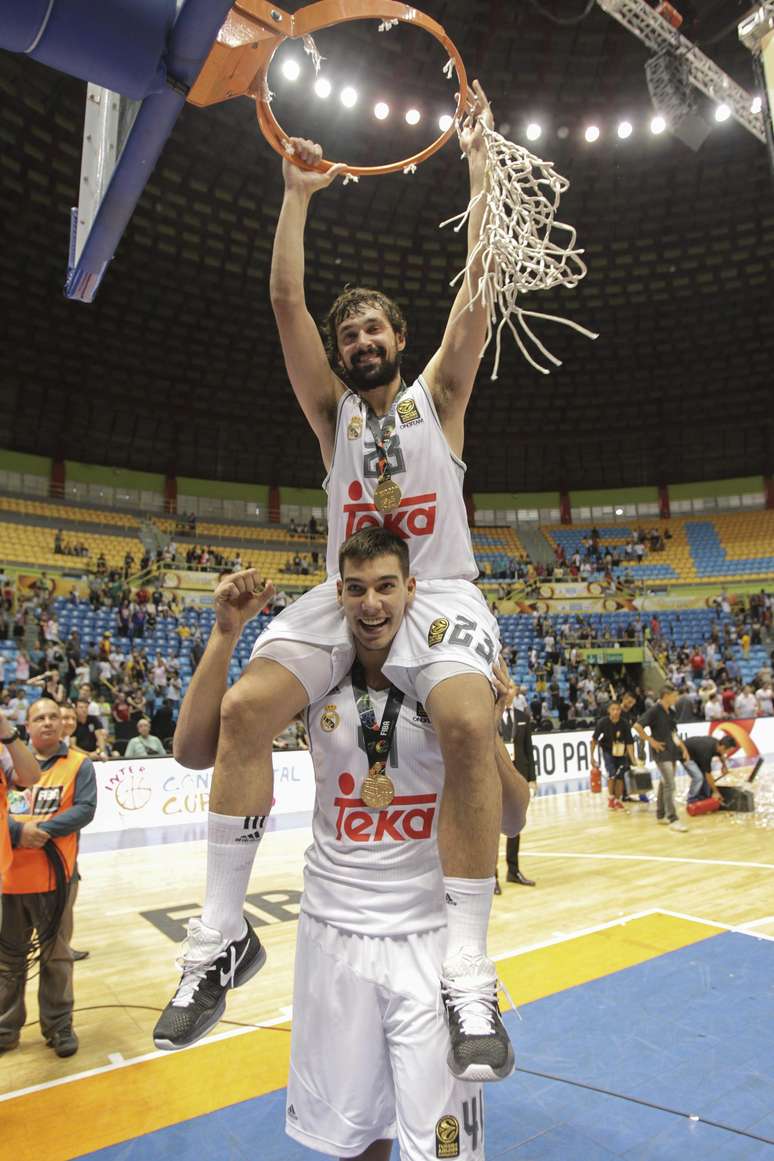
[{"left": 345, "top": 348, "right": 401, "bottom": 393}]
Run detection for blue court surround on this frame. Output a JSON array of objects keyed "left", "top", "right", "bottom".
[{"left": 73, "top": 930, "right": 774, "bottom": 1160}]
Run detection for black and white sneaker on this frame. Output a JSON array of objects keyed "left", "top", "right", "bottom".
[
  {"left": 153, "top": 917, "right": 266, "bottom": 1051},
  {"left": 441, "top": 949, "right": 515, "bottom": 1082}
]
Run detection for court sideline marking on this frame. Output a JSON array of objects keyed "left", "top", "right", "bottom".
[{"left": 522, "top": 849, "right": 774, "bottom": 870}]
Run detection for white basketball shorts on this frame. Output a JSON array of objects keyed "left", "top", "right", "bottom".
[
  {"left": 251, "top": 577, "right": 499, "bottom": 704},
  {"left": 287, "top": 912, "right": 487, "bottom": 1160}
]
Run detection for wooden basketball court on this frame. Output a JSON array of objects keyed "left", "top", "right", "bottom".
[{"left": 2, "top": 772, "right": 772, "bottom": 1096}]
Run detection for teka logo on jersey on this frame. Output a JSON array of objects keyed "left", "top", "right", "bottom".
[
  {"left": 334, "top": 772, "right": 437, "bottom": 842},
  {"left": 343, "top": 481, "right": 436, "bottom": 540}
]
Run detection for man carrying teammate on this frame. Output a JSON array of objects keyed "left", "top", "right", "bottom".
[
  {"left": 157, "top": 531, "right": 529, "bottom": 1157},
  {"left": 156, "top": 83, "right": 515, "bottom": 1077}
]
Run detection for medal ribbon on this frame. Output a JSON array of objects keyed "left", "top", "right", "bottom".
[
  {"left": 351, "top": 659, "right": 405, "bottom": 779},
  {"left": 363, "top": 381, "right": 408, "bottom": 485}
]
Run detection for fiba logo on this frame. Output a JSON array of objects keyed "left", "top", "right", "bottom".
[{"left": 114, "top": 769, "right": 153, "bottom": 812}]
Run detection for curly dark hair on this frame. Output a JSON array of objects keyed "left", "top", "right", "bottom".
[{"left": 322, "top": 287, "right": 408, "bottom": 366}]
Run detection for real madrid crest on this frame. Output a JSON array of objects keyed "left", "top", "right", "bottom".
[
  {"left": 427, "top": 617, "right": 450, "bottom": 648},
  {"left": 320, "top": 704, "right": 340, "bottom": 732},
  {"left": 347, "top": 416, "right": 363, "bottom": 440}
]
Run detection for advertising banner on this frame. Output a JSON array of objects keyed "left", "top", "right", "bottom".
[
  {"left": 86, "top": 751, "right": 316, "bottom": 839},
  {"left": 162, "top": 569, "right": 219, "bottom": 591},
  {"left": 82, "top": 719, "right": 772, "bottom": 845},
  {"left": 517, "top": 717, "right": 774, "bottom": 793}
]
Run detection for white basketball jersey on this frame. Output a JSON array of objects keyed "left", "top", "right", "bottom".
[
  {"left": 302, "top": 675, "right": 446, "bottom": 937},
  {"left": 324, "top": 376, "right": 478, "bottom": 582}
]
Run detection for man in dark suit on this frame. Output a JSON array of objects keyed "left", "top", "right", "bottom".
[{"left": 498, "top": 704, "right": 536, "bottom": 887}]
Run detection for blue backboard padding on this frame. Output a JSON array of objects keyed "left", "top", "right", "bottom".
[
  {"left": 0, "top": 0, "right": 177, "bottom": 99},
  {"left": 64, "top": 0, "right": 237, "bottom": 300}
]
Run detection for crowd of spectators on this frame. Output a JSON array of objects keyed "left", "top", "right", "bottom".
[
  {"left": 648, "top": 593, "right": 773, "bottom": 724},
  {"left": 502, "top": 590, "right": 773, "bottom": 731},
  {"left": 553, "top": 524, "right": 671, "bottom": 569},
  {"left": 182, "top": 545, "right": 253, "bottom": 572},
  {"left": 281, "top": 550, "right": 322, "bottom": 576},
  {"left": 53, "top": 529, "right": 90, "bottom": 557},
  {"left": 479, "top": 556, "right": 527, "bottom": 582},
  {"left": 0, "top": 575, "right": 185, "bottom": 758},
  {"left": 173, "top": 512, "right": 197, "bottom": 536},
  {"left": 287, "top": 515, "right": 324, "bottom": 538},
  {"left": 1, "top": 542, "right": 771, "bottom": 759},
  {"left": 0, "top": 565, "right": 302, "bottom": 757}
]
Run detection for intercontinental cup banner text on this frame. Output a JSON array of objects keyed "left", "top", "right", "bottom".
[{"left": 87, "top": 751, "right": 316, "bottom": 836}]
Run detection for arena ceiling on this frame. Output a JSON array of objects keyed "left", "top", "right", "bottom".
[{"left": 0, "top": 0, "right": 772, "bottom": 495}]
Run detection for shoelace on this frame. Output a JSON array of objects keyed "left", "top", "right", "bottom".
[
  {"left": 171, "top": 931, "right": 232, "bottom": 1008},
  {"left": 442, "top": 978, "right": 499, "bottom": 1036},
  {"left": 440, "top": 970, "right": 521, "bottom": 1031}
]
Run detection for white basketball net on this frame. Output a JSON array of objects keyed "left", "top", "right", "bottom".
[{"left": 441, "top": 123, "right": 598, "bottom": 377}]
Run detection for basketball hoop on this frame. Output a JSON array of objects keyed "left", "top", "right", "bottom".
[
  {"left": 188, "top": 0, "right": 469, "bottom": 177},
  {"left": 190, "top": 1, "right": 597, "bottom": 373}
]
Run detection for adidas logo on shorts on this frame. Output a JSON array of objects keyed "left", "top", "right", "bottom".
[{"left": 287, "top": 1104, "right": 298, "bottom": 1119}]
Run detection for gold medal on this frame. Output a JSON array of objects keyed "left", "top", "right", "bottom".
[
  {"left": 373, "top": 478, "right": 402, "bottom": 513},
  {"left": 361, "top": 763, "right": 395, "bottom": 809}
]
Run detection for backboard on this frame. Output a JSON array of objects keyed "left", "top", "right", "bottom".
[{"left": 67, "top": 85, "right": 141, "bottom": 300}]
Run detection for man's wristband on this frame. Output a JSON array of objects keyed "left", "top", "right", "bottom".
[{"left": 0, "top": 729, "right": 20, "bottom": 745}]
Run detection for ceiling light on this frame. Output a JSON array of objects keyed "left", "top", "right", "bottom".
[
  {"left": 650, "top": 114, "right": 667, "bottom": 134},
  {"left": 374, "top": 101, "right": 389, "bottom": 120},
  {"left": 617, "top": 120, "right": 633, "bottom": 139},
  {"left": 314, "top": 77, "right": 331, "bottom": 98},
  {"left": 281, "top": 59, "right": 300, "bottom": 81},
  {"left": 584, "top": 124, "right": 600, "bottom": 143},
  {"left": 714, "top": 103, "right": 731, "bottom": 123},
  {"left": 526, "top": 122, "right": 542, "bottom": 142},
  {"left": 751, "top": 96, "right": 762, "bottom": 115},
  {"left": 405, "top": 108, "right": 421, "bottom": 125},
  {"left": 340, "top": 86, "right": 358, "bottom": 108},
  {"left": 438, "top": 113, "right": 453, "bottom": 132}
]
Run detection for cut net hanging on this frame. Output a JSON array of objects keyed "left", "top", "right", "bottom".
[
  {"left": 302, "top": 34, "right": 324, "bottom": 74},
  {"left": 441, "top": 123, "right": 598, "bottom": 377}
]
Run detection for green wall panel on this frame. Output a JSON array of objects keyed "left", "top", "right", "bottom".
[
  {"left": 571, "top": 486, "right": 659, "bottom": 506},
  {"left": 670, "top": 476, "right": 762, "bottom": 500},
  {"left": 64, "top": 461, "right": 165, "bottom": 492},
  {"left": 281, "top": 486, "right": 327, "bottom": 506},
  {"left": 473, "top": 492, "right": 560, "bottom": 510},
  {"left": 0, "top": 449, "right": 50, "bottom": 476},
  {"left": 177, "top": 477, "right": 270, "bottom": 503}
]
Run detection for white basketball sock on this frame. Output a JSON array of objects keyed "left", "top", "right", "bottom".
[
  {"left": 442, "top": 875, "right": 494, "bottom": 965},
  {"left": 201, "top": 811, "right": 266, "bottom": 942}
]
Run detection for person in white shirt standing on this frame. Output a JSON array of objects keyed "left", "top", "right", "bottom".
[
  {"left": 755, "top": 683, "right": 773, "bottom": 717},
  {"left": 157, "top": 83, "right": 518, "bottom": 1078},
  {"left": 734, "top": 685, "right": 758, "bottom": 718},
  {"left": 704, "top": 693, "right": 723, "bottom": 721},
  {"left": 156, "top": 530, "right": 529, "bottom": 1159}
]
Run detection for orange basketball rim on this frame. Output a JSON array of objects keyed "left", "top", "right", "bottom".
[{"left": 187, "top": 0, "right": 469, "bottom": 176}]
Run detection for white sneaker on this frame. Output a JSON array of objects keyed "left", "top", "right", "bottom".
[
  {"left": 656, "top": 817, "right": 670, "bottom": 825},
  {"left": 441, "top": 949, "right": 515, "bottom": 1082},
  {"left": 669, "top": 820, "right": 688, "bottom": 833}
]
